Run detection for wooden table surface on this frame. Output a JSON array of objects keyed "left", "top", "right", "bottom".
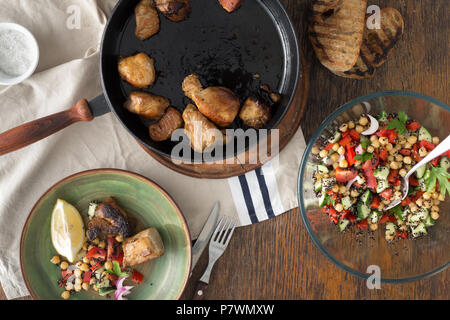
[{"left": 1, "top": 0, "right": 448, "bottom": 300}]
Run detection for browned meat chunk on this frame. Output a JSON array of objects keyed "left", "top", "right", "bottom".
[
  {"left": 219, "top": 0, "right": 243, "bottom": 12},
  {"left": 124, "top": 91, "right": 170, "bottom": 120},
  {"left": 182, "top": 74, "right": 240, "bottom": 127},
  {"left": 239, "top": 96, "right": 271, "bottom": 129},
  {"left": 118, "top": 53, "right": 156, "bottom": 88},
  {"left": 122, "top": 228, "right": 165, "bottom": 267},
  {"left": 87, "top": 197, "right": 132, "bottom": 241},
  {"left": 155, "top": 0, "right": 190, "bottom": 22},
  {"left": 135, "top": 0, "right": 160, "bottom": 40},
  {"left": 149, "top": 107, "right": 183, "bottom": 141}
]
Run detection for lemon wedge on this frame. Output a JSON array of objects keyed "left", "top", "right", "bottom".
[{"left": 50, "top": 199, "right": 85, "bottom": 263}]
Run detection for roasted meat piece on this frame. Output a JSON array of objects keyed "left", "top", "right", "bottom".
[
  {"left": 118, "top": 53, "right": 156, "bottom": 88},
  {"left": 122, "top": 228, "right": 165, "bottom": 267},
  {"left": 124, "top": 91, "right": 170, "bottom": 120},
  {"left": 87, "top": 197, "right": 132, "bottom": 241},
  {"left": 239, "top": 96, "right": 271, "bottom": 129},
  {"left": 182, "top": 74, "right": 240, "bottom": 127},
  {"left": 219, "top": 0, "right": 243, "bottom": 12},
  {"left": 135, "top": 0, "right": 160, "bottom": 40},
  {"left": 155, "top": 0, "right": 190, "bottom": 22},
  {"left": 149, "top": 107, "right": 183, "bottom": 141},
  {"left": 183, "top": 104, "right": 225, "bottom": 152}
]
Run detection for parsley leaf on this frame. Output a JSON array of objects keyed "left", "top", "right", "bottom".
[
  {"left": 106, "top": 261, "right": 129, "bottom": 278},
  {"left": 324, "top": 194, "right": 335, "bottom": 206},
  {"left": 354, "top": 152, "right": 374, "bottom": 162},
  {"left": 426, "top": 165, "right": 450, "bottom": 196},
  {"left": 360, "top": 137, "right": 370, "bottom": 149},
  {"left": 390, "top": 205, "right": 404, "bottom": 221},
  {"left": 377, "top": 111, "right": 388, "bottom": 122},
  {"left": 386, "top": 111, "right": 408, "bottom": 135}
]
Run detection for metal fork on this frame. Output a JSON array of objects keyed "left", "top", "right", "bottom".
[{"left": 192, "top": 216, "right": 237, "bottom": 300}]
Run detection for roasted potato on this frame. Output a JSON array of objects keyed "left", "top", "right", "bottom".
[
  {"left": 118, "top": 53, "right": 156, "bottom": 88},
  {"left": 219, "top": 0, "right": 243, "bottom": 13},
  {"left": 149, "top": 107, "right": 183, "bottom": 141},
  {"left": 135, "top": 0, "right": 160, "bottom": 40},
  {"left": 239, "top": 96, "right": 271, "bottom": 129},
  {"left": 155, "top": 0, "right": 190, "bottom": 22},
  {"left": 124, "top": 91, "right": 170, "bottom": 120}
]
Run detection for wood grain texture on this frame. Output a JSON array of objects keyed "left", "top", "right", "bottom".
[{"left": 2, "top": 0, "right": 448, "bottom": 300}]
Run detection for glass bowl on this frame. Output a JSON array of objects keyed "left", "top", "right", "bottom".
[{"left": 298, "top": 91, "right": 449, "bottom": 283}]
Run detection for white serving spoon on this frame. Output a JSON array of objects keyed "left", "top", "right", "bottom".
[{"left": 384, "top": 134, "right": 450, "bottom": 211}]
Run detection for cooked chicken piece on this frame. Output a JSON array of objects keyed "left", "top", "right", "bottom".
[
  {"left": 118, "top": 53, "right": 156, "bottom": 88},
  {"left": 155, "top": 0, "right": 190, "bottom": 22},
  {"left": 135, "top": 0, "right": 160, "bottom": 40},
  {"left": 182, "top": 74, "right": 240, "bottom": 127},
  {"left": 122, "top": 228, "right": 165, "bottom": 267},
  {"left": 239, "top": 96, "right": 271, "bottom": 129},
  {"left": 149, "top": 107, "right": 183, "bottom": 141},
  {"left": 87, "top": 197, "right": 133, "bottom": 241},
  {"left": 219, "top": 0, "right": 243, "bottom": 12},
  {"left": 124, "top": 91, "right": 170, "bottom": 120},
  {"left": 183, "top": 104, "right": 225, "bottom": 152}
]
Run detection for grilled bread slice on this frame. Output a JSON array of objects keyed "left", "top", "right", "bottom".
[
  {"left": 308, "top": 0, "right": 368, "bottom": 72},
  {"left": 334, "top": 8, "right": 404, "bottom": 79}
]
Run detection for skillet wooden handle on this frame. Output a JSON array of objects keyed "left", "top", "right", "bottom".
[
  {"left": 192, "top": 281, "right": 208, "bottom": 300},
  {"left": 0, "top": 99, "right": 93, "bottom": 156}
]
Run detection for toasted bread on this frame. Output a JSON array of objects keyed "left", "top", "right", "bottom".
[
  {"left": 334, "top": 8, "right": 404, "bottom": 79},
  {"left": 308, "top": 0, "right": 368, "bottom": 72}
]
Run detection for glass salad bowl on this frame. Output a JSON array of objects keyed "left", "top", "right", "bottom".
[{"left": 298, "top": 91, "right": 449, "bottom": 282}]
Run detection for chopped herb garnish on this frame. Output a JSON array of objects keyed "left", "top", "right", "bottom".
[
  {"left": 354, "top": 152, "right": 374, "bottom": 162},
  {"left": 377, "top": 111, "right": 388, "bottom": 122},
  {"left": 390, "top": 205, "right": 404, "bottom": 221},
  {"left": 360, "top": 137, "right": 370, "bottom": 150},
  {"left": 386, "top": 111, "right": 408, "bottom": 135},
  {"left": 106, "top": 261, "right": 129, "bottom": 278},
  {"left": 324, "top": 193, "right": 335, "bottom": 206},
  {"left": 426, "top": 165, "right": 450, "bottom": 196}
]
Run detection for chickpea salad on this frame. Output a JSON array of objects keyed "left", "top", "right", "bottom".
[{"left": 312, "top": 111, "right": 449, "bottom": 241}]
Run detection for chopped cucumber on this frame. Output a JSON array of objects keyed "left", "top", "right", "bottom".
[
  {"left": 317, "top": 164, "right": 329, "bottom": 174},
  {"left": 424, "top": 215, "right": 435, "bottom": 227},
  {"left": 95, "top": 278, "right": 110, "bottom": 289},
  {"left": 314, "top": 181, "right": 322, "bottom": 193},
  {"left": 412, "top": 222, "right": 427, "bottom": 237},
  {"left": 376, "top": 179, "right": 389, "bottom": 193},
  {"left": 374, "top": 166, "right": 390, "bottom": 180},
  {"left": 88, "top": 202, "right": 98, "bottom": 219},
  {"left": 99, "top": 287, "right": 115, "bottom": 296},
  {"left": 319, "top": 193, "right": 327, "bottom": 208},
  {"left": 409, "top": 208, "right": 429, "bottom": 224},
  {"left": 440, "top": 157, "right": 450, "bottom": 170},
  {"left": 321, "top": 178, "right": 336, "bottom": 191},
  {"left": 328, "top": 132, "right": 342, "bottom": 144},
  {"left": 369, "top": 211, "right": 381, "bottom": 224},
  {"left": 418, "top": 127, "right": 432, "bottom": 142},
  {"left": 341, "top": 196, "right": 353, "bottom": 210},
  {"left": 416, "top": 165, "right": 427, "bottom": 179},
  {"left": 357, "top": 202, "right": 371, "bottom": 219},
  {"left": 423, "top": 168, "right": 431, "bottom": 181},
  {"left": 418, "top": 178, "right": 427, "bottom": 192},
  {"left": 338, "top": 219, "right": 350, "bottom": 232},
  {"left": 386, "top": 222, "right": 396, "bottom": 235},
  {"left": 360, "top": 190, "right": 372, "bottom": 205}
]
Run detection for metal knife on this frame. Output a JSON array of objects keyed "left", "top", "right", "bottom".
[{"left": 191, "top": 201, "right": 219, "bottom": 273}]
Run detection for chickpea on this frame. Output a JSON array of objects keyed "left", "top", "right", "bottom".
[
  {"left": 423, "top": 200, "right": 432, "bottom": 209},
  {"left": 404, "top": 142, "right": 412, "bottom": 149},
  {"left": 311, "top": 146, "right": 320, "bottom": 155},
  {"left": 409, "top": 204, "right": 418, "bottom": 213},
  {"left": 350, "top": 189, "right": 359, "bottom": 198},
  {"left": 369, "top": 223, "right": 378, "bottom": 231},
  {"left": 432, "top": 137, "right": 440, "bottom": 145},
  {"left": 432, "top": 192, "right": 439, "bottom": 200},
  {"left": 359, "top": 117, "right": 369, "bottom": 126},
  {"left": 339, "top": 123, "right": 348, "bottom": 132},
  {"left": 332, "top": 162, "right": 339, "bottom": 169},
  {"left": 431, "top": 205, "right": 439, "bottom": 212},
  {"left": 339, "top": 185, "right": 347, "bottom": 194},
  {"left": 403, "top": 156, "right": 412, "bottom": 164},
  {"left": 92, "top": 238, "right": 100, "bottom": 245},
  {"left": 385, "top": 233, "right": 395, "bottom": 241},
  {"left": 370, "top": 135, "right": 378, "bottom": 143},
  {"left": 385, "top": 143, "right": 393, "bottom": 151},
  {"left": 348, "top": 121, "right": 355, "bottom": 129},
  {"left": 337, "top": 146, "right": 346, "bottom": 155},
  {"left": 98, "top": 241, "right": 106, "bottom": 249},
  {"left": 82, "top": 283, "right": 89, "bottom": 291},
  {"left": 89, "top": 278, "right": 96, "bottom": 285},
  {"left": 330, "top": 153, "right": 340, "bottom": 163},
  {"left": 75, "top": 278, "right": 82, "bottom": 286},
  {"left": 399, "top": 169, "right": 407, "bottom": 177},
  {"left": 332, "top": 184, "right": 339, "bottom": 193},
  {"left": 104, "top": 261, "right": 113, "bottom": 270},
  {"left": 367, "top": 146, "right": 375, "bottom": 153},
  {"left": 416, "top": 198, "right": 423, "bottom": 207},
  {"left": 319, "top": 149, "right": 328, "bottom": 158},
  {"left": 50, "top": 256, "right": 61, "bottom": 265},
  {"left": 332, "top": 143, "right": 339, "bottom": 152},
  {"left": 378, "top": 202, "right": 385, "bottom": 210},
  {"left": 395, "top": 154, "right": 404, "bottom": 162},
  {"left": 335, "top": 204, "right": 344, "bottom": 212},
  {"left": 407, "top": 135, "right": 417, "bottom": 144},
  {"left": 372, "top": 140, "right": 381, "bottom": 148},
  {"left": 61, "top": 291, "right": 70, "bottom": 300},
  {"left": 418, "top": 147, "right": 428, "bottom": 157},
  {"left": 379, "top": 137, "right": 389, "bottom": 145},
  {"left": 433, "top": 199, "right": 440, "bottom": 206},
  {"left": 438, "top": 194, "right": 445, "bottom": 201},
  {"left": 60, "top": 261, "right": 69, "bottom": 270},
  {"left": 355, "top": 125, "right": 364, "bottom": 133},
  {"left": 74, "top": 269, "right": 82, "bottom": 277},
  {"left": 394, "top": 191, "right": 402, "bottom": 200},
  {"left": 399, "top": 225, "right": 408, "bottom": 231},
  {"left": 399, "top": 137, "right": 407, "bottom": 145},
  {"left": 83, "top": 257, "right": 90, "bottom": 264},
  {"left": 431, "top": 211, "right": 439, "bottom": 220},
  {"left": 80, "top": 263, "right": 90, "bottom": 272},
  {"left": 388, "top": 155, "right": 394, "bottom": 162},
  {"left": 88, "top": 245, "right": 95, "bottom": 251},
  {"left": 354, "top": 160, "right": 362, "bottom": 167},
  {"left": 390, "top": 162, "right": 399, "bottom": 170},
  {"left": 65, "top": 282, "right": 74, "bottom": 291},
  {"left": 423, "top": 192, "right": 431, "bottom": 200},
  {"left": 74, "top": 283, "right": 82, "bottom": 292},
  {"left": 394, "top": 185, "right": 401, "bottom": 191},
  {"left": 339, "top": 159, "right": 349, "bottom": 168}
]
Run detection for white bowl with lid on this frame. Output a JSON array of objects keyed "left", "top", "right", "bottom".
[{"left": 0, "top": 22, "right": 40, "bottom": 86}]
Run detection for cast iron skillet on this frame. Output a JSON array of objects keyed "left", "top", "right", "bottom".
[{"left": 0, "top": 0, "right": 300, "bottom": 162}]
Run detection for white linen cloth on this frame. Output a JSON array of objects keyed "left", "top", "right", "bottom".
[{"left": 0, "top": 0, "right": 306, "bottom": 299}]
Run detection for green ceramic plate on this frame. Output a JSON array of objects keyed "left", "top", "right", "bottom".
[{"left": 20, "top": 169, "right": 191, "bottom": 300}]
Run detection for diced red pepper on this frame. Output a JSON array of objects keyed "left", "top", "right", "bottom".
[
  {"left": 327, "top": 208, "right": 339, "bottom": 218},
  {"left": 379, "top": 149, "right": 388, "bottom": 162},
  {"left": 106, "top": 237, "right": 124, "bottom": 265},
  {"left": 341, "top": 211, "right": 356, "bottom": 223},
  {"left": 329, "top": 215, "right": 338, "bottom": 224},
  {"left": 370, "top": 196, "right": 381, "bottom": 209},
  {"left": 346, "top": 145, "right": 356, "bottom": 166},
  {"left": 401, "top": 196, "right": 411, "bottom": 206},
  {"left": 399, "top": 148, "right": 411, "bottom": 156},
  {"left": 131, "top": 270, "right": 144, "bottom": 284},
  {"left": 412, "top": 143, "right": 423, "bottom": 162},
  {"left": 387, "top": 169, "right": 399, "bottom": 183},
  {"left": 61, "top": 270, "right": 73, "bottom": 281},
  {"left": 406, "top": 121, "right": 421, "bottom": 131},
  {"left": 87, "top": 247, "right": 107, "bottom": 261},
  {"left": 409, "top": 176, "right": 419, "bottom": 187},
  {"left": 324, "top": 143, "right": 334, "bottom": 151},
  {"left": 356, "top": 219, "right": 368, "bottom": 229},
  {"left": 380, "top": 189, "right": 393, "bottom": 201},
  {"left": 338, "top": 136, "right": 352, "bottom": 147},
  {"left": 362, "top": 154, "right": 379, "bottom": 171},
  {"left": 90, "top": 262, "right": 102, "bottom": 271},
  {"left": 377, "top": 127, "right": 398, "bottom": 143},
  {"left": 378, "top": 214, "right": 390, "bottom": 224},
  {"left": 420, "top": 140, "right": 435, "bottom": 151},
  {"left": 396, "top": 231, "right": 407, "bottom": 239},
  {"left": 83, "top": 271, "right": 92, "bottom": 283},
  {"left": 393, "top": 179, "right": 402, "bottom": 186},
  {"left": 342, "top": 130, "right": 350, "bottom": 138},
  {"left": 335, "top": 167, "right": 358, "bottom": 183},
  {"left": 364, "top": 169, "right": 377, "bottom": 190},
  {"left": 411, "top": 191, "right": 424, "bottom": 203},
  {"left": 108, "top": 274, "right": 118, "bottom": 286},
  {"left": 432, "top": 157, "right": 440, "bottom": 167},
  {"left": 349, "top": 129, "right": 360, "bottom": 140}
]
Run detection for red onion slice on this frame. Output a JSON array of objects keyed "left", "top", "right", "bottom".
[
  {"left": 346, "top": 176, "right": 359, "bottom": 190},
  {"left": 361, "top": 115, "right": 379, "bottom": 135}
]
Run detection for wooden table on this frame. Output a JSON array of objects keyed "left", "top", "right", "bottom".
[{"left": 1, "top": 0, "right": 448, "bottom": 300}]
